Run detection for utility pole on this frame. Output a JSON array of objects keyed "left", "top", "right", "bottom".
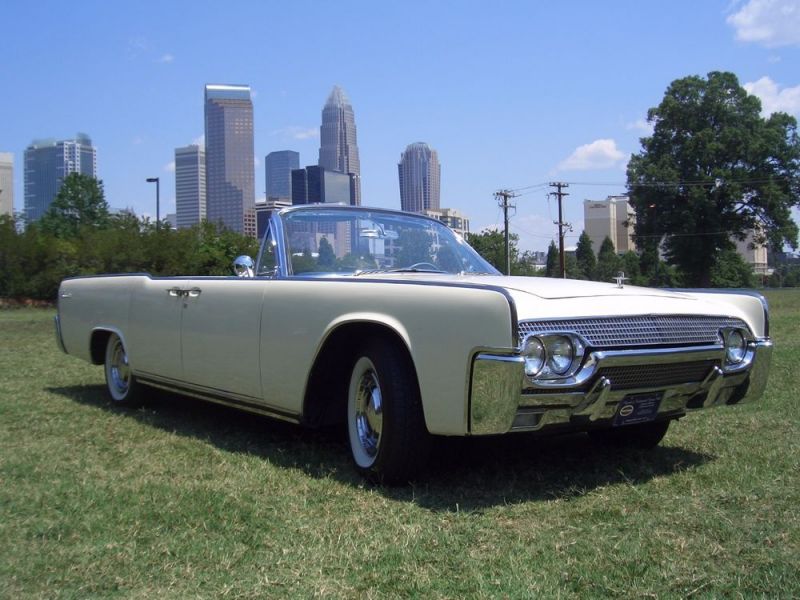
[
  {"left": 549, "top": 182, "right": 570, "bottom": 278},
  {"left": 495, "top": 189, "right": 517, "bottom": 275}
]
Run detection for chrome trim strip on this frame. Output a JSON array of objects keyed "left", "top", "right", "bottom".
[
  {"left": 135, "top": 371, "right": 301, "bottom": 423},
  {"left": 53, "top": 315, "right": 67, "bottom": 354}
]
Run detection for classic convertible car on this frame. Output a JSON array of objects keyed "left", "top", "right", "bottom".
[{"left": 55, "top": 205, "right": 772, "bottom": 482}]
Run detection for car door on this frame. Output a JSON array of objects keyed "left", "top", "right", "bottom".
[
  {"left": 127, "top": 277, "right": 188, "bottom": 381},
  {"left": 179, "top": 277, "right": 266, "bottom": 401}
]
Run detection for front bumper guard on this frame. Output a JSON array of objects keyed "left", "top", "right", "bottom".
[{"left": 469, "top": 339, "right": 773, "bottom": 435}]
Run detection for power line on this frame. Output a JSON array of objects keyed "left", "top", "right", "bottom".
[{"left": 549, "top": 182, "right": 570, "bottom": 278}]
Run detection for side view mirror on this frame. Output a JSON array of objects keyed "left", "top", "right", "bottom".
[{"left": 233, "top": 255, "right": 255, "bottom": 278}]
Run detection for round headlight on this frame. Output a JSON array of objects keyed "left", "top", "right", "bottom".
[
  {"left": 725, "top": 329, "right": 747, "bottom": 364},
  {"left": 546, "top": 336, "right": 574, "bottom": 375},
  {"left": 522, "top": 336, "right": 546, "bottom": 378}
]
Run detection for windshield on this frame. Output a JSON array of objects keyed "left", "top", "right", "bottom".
[{"left": 279, "top": 207, "right": 499, "bottom": 276}]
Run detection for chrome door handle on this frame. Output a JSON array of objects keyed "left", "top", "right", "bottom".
[
  {"left": 187, "top": 288, "right": 202, "bottom": 298},
  {"left": 167, "top": 287, "right": 182, "bottom": 297}
]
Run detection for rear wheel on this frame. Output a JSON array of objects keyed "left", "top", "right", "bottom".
[
  {"left": 104, "top": 333, "right": 143, "bottom": 407},
  {"left": 588, "top": 420, "right": 670, "bottom": 450},
  {"left": 347, "top": 339, "right": 431, "bottom": 484}
]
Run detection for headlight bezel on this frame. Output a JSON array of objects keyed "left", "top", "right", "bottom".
[
  {"left": 721, "top": 327, "right": 749, "bottom": 366},
  {"left": 521, "top": 332, "right": 586, "bottom": 382}
]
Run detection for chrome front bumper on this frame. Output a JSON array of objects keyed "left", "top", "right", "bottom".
[{"left": 469, "top": 339, "right": 773, "bottom": 435}]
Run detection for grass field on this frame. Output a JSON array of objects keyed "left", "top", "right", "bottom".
[{"left": 1, "top": 291, "right": 798, "bottom": 598}]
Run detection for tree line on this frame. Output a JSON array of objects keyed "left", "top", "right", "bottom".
[{"left": 0, "top": 173, "right": 258, "bottom": 300}]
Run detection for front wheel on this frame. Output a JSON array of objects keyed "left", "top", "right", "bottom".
[
  {"left": 104, "top": 333, "right": 143, "bottom": 407},
  {"left": 588, "top": 420, "right": 671, "bottom": 450},
  {"left": 347, "top": 339, "right": 431, "bottom": 484}
]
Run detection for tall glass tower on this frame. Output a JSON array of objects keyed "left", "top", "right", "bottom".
[
  {"left": 23, "top": 134, "right": 97, "bottom": 222},
  {"left": 318, "top": 86, "right": 361, "bottom": 205},
  {"left": 398, "top": 142, "right": 440, "bottom": 213},
  {"left": 204, "top": 84, "right": 255, "bottom": 236},
  {"left": 265, "top": 150, "right": 299, "bottom": 199},
  {"left": 175, "top": 145, "right": 206, "bottom": 229}
]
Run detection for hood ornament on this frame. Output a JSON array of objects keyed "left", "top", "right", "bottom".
[{"left": 614, "top": 272, "right": 629, "bottom": 289}]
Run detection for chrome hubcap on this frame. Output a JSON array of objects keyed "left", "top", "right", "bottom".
[
  {"left": 109, "top": 340, "right": 130, "bottom": 395},
  {"left": 354, "top": 369, "right": 382, "bottom": 458}
]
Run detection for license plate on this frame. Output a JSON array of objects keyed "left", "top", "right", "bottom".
[{"left": 613, "top": 392, "right": 663, "bottom": 427}]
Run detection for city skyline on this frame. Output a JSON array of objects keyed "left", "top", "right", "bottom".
[
  {"left": 1, "top": 1, "right": 799, "bottom": 251},
  {"left": 174, "top": 144, "right": 206, "bottom": 229}
]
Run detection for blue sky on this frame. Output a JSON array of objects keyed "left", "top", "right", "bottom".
[{"left": 2, "top": 0, "right": 799, "bottom": 251}]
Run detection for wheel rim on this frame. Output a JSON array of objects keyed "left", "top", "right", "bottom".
[
  {"left": 108, "top": 338, "right": 131, "bottom": 399},
  {"left": 349, "top": 357, "right": 383, "bottom": 467}
]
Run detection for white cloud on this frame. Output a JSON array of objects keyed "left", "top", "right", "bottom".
[
  {"left": 744, "top": 76, "right": 800, "bottom": 114},
  {"left": 727, "top": 0, "right": 800, "bottom": 47},
  {"left": 157, "top": 53, "right": 175, "bottom": 64},
  {"left": 254, "top": 157, "right": 261, "bottom": 168},
  {"left": 192, "top": 134, "right": 205, "bottom": 147},
  {"left": 251, "top": 89, "right": 259, "bottom": 99},
  {"left": 164, "top": 161, "right": 175, "bottom": 173},
  {"left": 272, "top": 126, "right": 319, "bottom": 140},
  {"left": 557, "top": 139, "right": 626, "bottom": 171},
  {"left": 625, "top": 118, "right": 654, "bottom": 135}
]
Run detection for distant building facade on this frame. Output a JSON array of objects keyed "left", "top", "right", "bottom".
[
  {"left": 0, "top": 153, "right": 12, "bottom": 216},
  {"left": 583, "top": 195, "right": 635, "bottom": 254},
  {"left": 423, "top": 207, "right": 469, "bottom": 238},
  {"left": 291, "top": 165, "right": 355, "bottom": 206},
  {"left": 319, "top": 86, "right": 361, "bottom": 205},
  {"left": 399, "top": 142, "right": 440, "bottom": 213},
  {"left": 174, "top": 145, "right": 206, "bottom": 229},
  {"left": 734, "top": 230, "right": 769, "bottom": 275},
  {"left": 23, "top": 134, "right": 97, "bottom": 222},
  {"left": 255, "top": 198, "right": 292, "bottom": 239},
  {"left": 204, "top": 84, "right": 255, "bottom": 237},
  {"left": 265, "top": 150, "right": 299, "bottom": 200}
]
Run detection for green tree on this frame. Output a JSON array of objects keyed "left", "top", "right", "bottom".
[
  {"left": 39, "top": 173, "right": 110, "bottom": 238},
  {"left": 710, "top": 246, "right": 755, "bottom": 288},
  {"left": 575, "top": 231, "right": 596, "bottom": 280},
  {"left": 595, "top": 237, "right": 620, "bottom": 283},
  {"left": 317, "top": 237, "right": 336, "bottom": 269},
  {"left": 545, "top": 241, "right": 559, "bottom": 277},
  {"left": 627, "top": 71, "right": 800, "bottom": 287},
  {"left": 620, "top": 251, "right": 644, "bottom": 286},
  {"left": 394, "top": 228, "right": 434, "bottom": 268}
]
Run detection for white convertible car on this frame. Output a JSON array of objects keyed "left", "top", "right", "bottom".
[{"left": 55, "top": 205, "right": 772, "bottom": 483}]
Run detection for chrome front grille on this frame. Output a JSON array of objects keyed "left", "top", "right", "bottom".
[
  {"left": 595, "top": 360, "right": 720, "bottom": 391},
  {"left": 518, "top": 315, "right": 747, "bottom": 348}
]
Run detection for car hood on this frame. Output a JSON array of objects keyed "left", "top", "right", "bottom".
[{"left": 361, "top": 272, "right": 749, "bottom": 323}]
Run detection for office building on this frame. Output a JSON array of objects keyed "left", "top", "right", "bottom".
[
  {"left": 0, "top": 153, "right": 12, "bottom": 216},
  {"left": 399, "top": 142, "right": 441, "bottom": 213},
  {"left": 734, "top": 229, "right": 769, "bottom": 275},
  {"left": 23, "top": 134, "right": 96, "bottom": 222},
  {"left": 204, "top": 84, "right": 255, "bottom": 237},
  {"left": 255, "top": 198, "right": 292, "bottom": 239},
  {"left": 265, "top": 150, "right": 299, "bottom": 200},
  {"left": 319, "top": 86, "right": 361, "bottom": 205},
  {"left": 291, "top": 165, "right": 354, "bottom": 206},
  {"left": 174, "top": 145, "right": 206, "bottom": 229},
  {"left": 583, "top": 195, "right": 635, "bottom": 254},
  {"left": 423, "top": 207, "right": 469, "bottom": 238}
]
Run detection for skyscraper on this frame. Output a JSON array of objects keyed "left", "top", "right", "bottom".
[
  {"left": 398, "top": 142, "right": 440, "bottom": 213},
  {"left": 204, "top": 84, "right": 255, "bottom": 237},
  {"left": 583, "top": 195, "right": 635, "bottom": 253},
  {"left": 23, "top": 134, "right": 97, "bottom": 222},
  {"left": 318, "top": 86, "right": 361, "bottom": 205},
  {"left": 265, "top": 150, "right": 299, "bottom": 200},
  {"left": 0, "top": 153, "right": 13, "bottom": 216},
  {"left": 174, "top": 145, "right": 206, "bottom": 229},
  {"left": 291, "top": 165, "right": 354, "bottom": 205}
]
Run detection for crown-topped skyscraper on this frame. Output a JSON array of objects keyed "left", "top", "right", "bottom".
[{"left": 318, "top": 86, "right": 361, "bottom": 205}]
